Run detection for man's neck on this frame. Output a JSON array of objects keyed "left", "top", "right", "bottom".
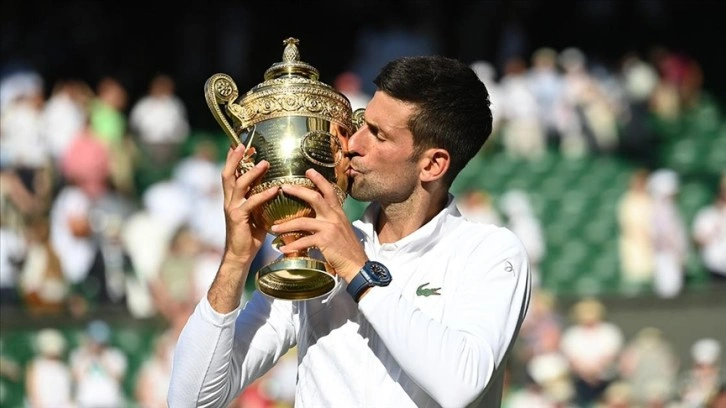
[{"left": 376, "top": 188, "right": 449, "bottom": 244}]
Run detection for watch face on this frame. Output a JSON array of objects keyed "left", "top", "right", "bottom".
[{"left": 367, "top": 262, "right": 391, "bottom": 284}]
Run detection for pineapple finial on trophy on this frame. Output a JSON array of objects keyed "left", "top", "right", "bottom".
[{"left": 282, "top": 37, "right": 300, "bottom": 63}]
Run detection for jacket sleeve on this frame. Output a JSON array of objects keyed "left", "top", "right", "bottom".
[
  {"left": 167, "top": 292, "right": 297, "bottom": 408},
  {"left": 358, "top": 228, "right": 531, "bottom": 407}
]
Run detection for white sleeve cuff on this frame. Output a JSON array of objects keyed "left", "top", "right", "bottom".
[{"left": 199, "top": 296, "right": 242, "bottom": 327}]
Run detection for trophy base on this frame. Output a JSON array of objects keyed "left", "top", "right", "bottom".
[{"left": 256, "top": 256, "right": 336, "bottom": 300}]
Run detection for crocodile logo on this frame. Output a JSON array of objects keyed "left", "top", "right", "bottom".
[{"left": 416, "top": 282, "right": 442, "bottom": 297}]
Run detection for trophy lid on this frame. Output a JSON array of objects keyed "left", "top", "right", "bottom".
[
  {"left": 233, "top": 37, "right": 352, "bottom": 131},
  {"left": 264, "top": 38, "right": 319, "bottom": 81}
]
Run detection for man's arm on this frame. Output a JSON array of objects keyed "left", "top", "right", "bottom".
[
  {"left": 168, "top": 146, "right": 291, "bottom": 407},
  {"left": 359, "top": 229, "right": 531, "bottom": 407},
  {"left": 168, "top": 290, "right": 297, "bottom": 408}
]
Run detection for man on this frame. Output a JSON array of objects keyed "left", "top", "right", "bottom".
[{"left": 168, "top": 56, "right": 531, "bottom": 407}]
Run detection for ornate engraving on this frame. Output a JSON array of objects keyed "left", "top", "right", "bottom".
[
  {"left": 239, "top": 89, "right": 352, "bottom": 130},
  {"left": 250, "top": 177, "right": 346, "bottom": 206},
  {"left": 301, "top": 131, "right": 343, "bottom": 167},
  {"left": 214, "top": 78, "right": 234, "bottom": 98}
]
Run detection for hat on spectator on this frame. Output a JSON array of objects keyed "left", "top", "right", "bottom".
[
  {"left": 35, "top": 328, "right": 66, "bottom": 357},
  {"left": 571, "top": 298, "right": 605, "bottom": 325},
  {"left": 87, "top": 319, "right": 111, "bottom": 344},
  {"left": 691, "top": 337, "right": 721, "bottom": 365},
  {"left": 647, "top": 169, "right": 679, "bottom": 199}
]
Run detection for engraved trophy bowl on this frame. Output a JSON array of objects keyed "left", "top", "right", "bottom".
[{"left": 205, "top": 37, "right": 365, "bottom": 300}]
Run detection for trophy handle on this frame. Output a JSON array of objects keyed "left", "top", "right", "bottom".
[
  {"left": 204, "top": 73, "right": 246, "bottom": 147},
  {"left": 352, "top": 108, "right": 366, "bottom": 132}
]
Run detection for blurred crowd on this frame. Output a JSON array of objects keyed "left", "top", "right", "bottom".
[
  {"left": 505, "top": 294, "right": 724, "bottom": 408},
  {"left": 0, "top": 39, "right": 724, "bottom": 407}
]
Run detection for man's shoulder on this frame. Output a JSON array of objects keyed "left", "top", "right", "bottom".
[{"left": 455, "top": 221, "right": 524, "bottom": 251}]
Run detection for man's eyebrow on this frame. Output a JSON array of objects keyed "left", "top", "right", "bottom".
[{"left": 366, "top": 120, "right": 381, "bottom": 134}]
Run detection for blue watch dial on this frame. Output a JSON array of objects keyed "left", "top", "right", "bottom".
[{"left": 346, "top": 261, "right": 391, "bottom": 302}]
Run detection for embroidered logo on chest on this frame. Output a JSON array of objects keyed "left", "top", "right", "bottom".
[{"left": 416, "top": 282, "right": 442, "bottom": 297}]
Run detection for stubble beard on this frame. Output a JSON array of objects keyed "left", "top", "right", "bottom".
[{"left": 349, "top": 175, "right": 415, "bottom": 204}]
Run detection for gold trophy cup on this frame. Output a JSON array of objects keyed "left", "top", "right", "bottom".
[{"left": 205, "top": 37, "right": 364, "bottom": 300}]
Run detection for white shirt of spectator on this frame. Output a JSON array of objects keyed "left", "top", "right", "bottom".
[
  {"left": 129, "top": 95, "right": 189, "bottom": 144},
  {"left": 50, "top": 186, "right": 96, "bottom": 284},
  {"left": 70, "top": 345, "right": 128, "bottom": 408},
  {"left": 692, "top": 203, "right": 726, "bottom": 276}
]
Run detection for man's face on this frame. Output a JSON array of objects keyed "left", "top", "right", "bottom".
[{"left": 346, "top": 91, "right": 420, "bottom": 204}]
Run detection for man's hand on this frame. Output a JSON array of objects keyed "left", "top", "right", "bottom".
[
  {"left": 208, "top": 145, "right": 279, "bottom": 313},
  {"left": 271, "top": 168, "right": 368, "bottom": 283},
  {"left": 221, "top": 145, "right": 279, "bottom": 265}
]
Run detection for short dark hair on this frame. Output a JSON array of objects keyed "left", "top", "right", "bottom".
[{"left": 373, "top": 56, "right": 493, "bottom": 186}]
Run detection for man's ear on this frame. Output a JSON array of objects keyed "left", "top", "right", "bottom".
[{"left": 419, "top": 148, "right": 450, "bottom": 182}]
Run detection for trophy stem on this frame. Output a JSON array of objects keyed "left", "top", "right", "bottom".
[
  {"left": 257, "top": 231, "right": 336, "bottom": 300},
  {"left": 272, "top": 232, "right": 308, "bottom": 259}
]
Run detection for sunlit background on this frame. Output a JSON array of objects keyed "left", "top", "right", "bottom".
[{"left": 1, "top": 1, "right": 725, "bottom": 407}]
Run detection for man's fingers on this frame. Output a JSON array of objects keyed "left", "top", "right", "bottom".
[
  {"left": 280, "top": 183, "right": 327, "bottom": 214},
  {"left": 241, "top": 185, "right": 281, "bottom": 214},
  {"left": 270, "top": 217, "right": 318, "bottom": 235},
  {"left": 229, "top": 161, "right": 270, "bottom": 205},
  {"left": 223, "top": 144, "right": 246, "bottom": 179},
  {"left": 305, "top": 169, "right": 340, "bottom": 207}
]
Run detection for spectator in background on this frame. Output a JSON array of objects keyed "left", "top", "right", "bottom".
[
  {"left": 149, "top": 225, "right": 203, "bottom": 337},
  {"left": 518, "top": 289, "right": 564, "bottom": 362},
  {"left": 120, "top": 179, "right": 193, "bottom": 319},
  {"left": 173, "top": 139, "right": 226, "bottom": 252},
  {"left": 0, "top": 68, "right": 43, "bottom": 113},
  {"left": 70, "top": 320, "right": 128, "bottom": 408},
  {"left": 41, "top": 79, "right": 92, "bottom": 167},
  {"left": 679, "top": 338, "right": 722, "bottom": 407},
  {"left": 0, "top": 83, "right": 53, "bottom": 218},
  {"left": 498, "top": 56, "right": 546, "bottom": 160},
  {"left": 506, "top": 351, "right": 574, "bottom": 407},
  {"left": 0, "top": 185, "right": 28, "bottom": 305},
  {"left": 25, "top": 328, "right": 73, "bottom": 408},
  {"left": 617, "top": 54, "right": 661, "bottom": 167},
  {"left": 89, "top": 77, "right": 127, "bottom": 146},
  {"left": 528, "top": 47, "right": 566, "bottom": 150},
  {"left": 617, "top": 169, "right": 655, "bottom": 289},
  {"left": 134, "top": 330, "right": 176, "bottom": 408},
  {"left": 500, "top": 189, "right": 545, "bottom": 286},
  {"left": 89, "top": 77, "right": 137, "bottom": 196},
  {"left": 561, "top": 298, "right": 624, "bottom": 406},
  {"left": 18, "top": 217, "right": 68, "bottom": 315},
  {"left": 708, "top": 383, "right": 726, "bottom": 408},
  {"left": 558, "top": 47, "right": 619, "bottom": 157},
  {"left": 130, "top": 74, "right": 190, "bottom": 167},
  {"left": 51, "top": 128, "right": 118, "bottom": 312},
  {"left": 648, "top": 169, "right": 688, "bottom": 298},
  {"left": 648, "top": 47, "right": 682, "bottom": 122},
  {"left": 333, "top": 71, "right": 371, "bottom": 111},
  {"left": 692, "top": 175, "right": 726, "bottom": 284},
  {"left": 598, "top": 381, "right": 634, "bottom": 408},
  {"left": 456, "top": 189, "right": 502, "bottom": 226},
  {"left": 618, "top": 327, "right": 680, "bottom": 405}
]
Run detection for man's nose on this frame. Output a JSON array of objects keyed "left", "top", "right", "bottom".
[{"left": 347, "top": 126, "right": 365, "bottom": 156}]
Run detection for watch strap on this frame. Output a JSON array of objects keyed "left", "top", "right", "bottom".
[{"left": 346, "top": 270, "right": 371, "bottom": 303}]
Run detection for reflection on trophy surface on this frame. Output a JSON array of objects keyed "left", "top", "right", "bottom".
[{"left": 204, "top": 37, "right": 365, "bottom": 300}]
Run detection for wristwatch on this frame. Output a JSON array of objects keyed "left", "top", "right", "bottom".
[{"left": 346, "top": 261, "right": 392, "bottom": 302}]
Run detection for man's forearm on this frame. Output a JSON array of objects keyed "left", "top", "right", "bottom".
[{"left": 208, "top": 255, "right": 251, "bottom": 313}]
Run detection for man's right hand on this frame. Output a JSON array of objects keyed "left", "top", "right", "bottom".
[{"left": 208, "top": 144, "right": 279, "bottom": 313}]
